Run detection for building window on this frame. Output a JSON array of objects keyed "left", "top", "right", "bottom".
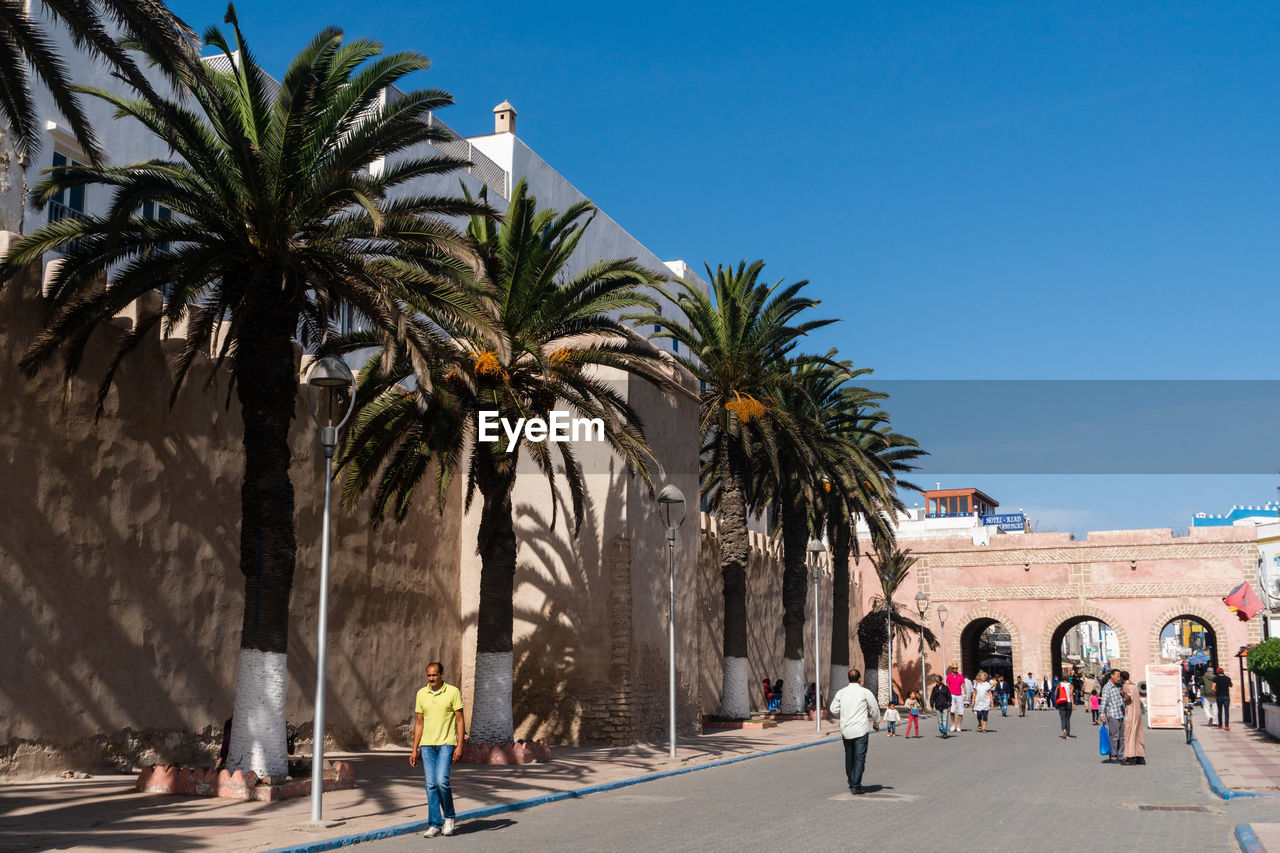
[
  {"left": 48, "top": 151, "right": 86, "bottom": 224},
  {"left": 141, "top": 200, "right": 174, "bottom": 299}
]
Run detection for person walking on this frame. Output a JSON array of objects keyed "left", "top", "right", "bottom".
[
  {"left": 972, "top": 671, "right": 994, "bottom": 732},
  {"left": 1040, "top": 676, "right": 1051, "bottom": 710},
  {"left": 905, "top": 691, "right": 922, "bottom": 738},
  {"left": 410, "top": 662, "right": 466, "bottom": 838},
  {"left": 1089, "top": 689, "right": 1100, "bottom": 724},
  {"left": 1201, "top": 667, "right": 1216, "bottom": 725},
  {"left": 1213, "top": 667, "right": 1233, "bottom": 730},
  {"left": 1023, "top": 672, "right": 1037, "bottom": 715},
  {"left": 946, "top": 665, "right": 966, "bottom": 734},
  {"left": 829, "top": 668, "right": 882, "bottom": 795},
  {"left": 929, "top": 675, "right": 952, "bottom": 737},
  {"left": 1099, "top": 669, "right": 1126, "bottom": 763},
  {"left": 1053, "top": 672, "right": 1074, "bottom": 738},
  {"left": 1121, "top": 671, "right": 1145, "bottom": 765},
  {"left": 995, "top": 675, "right": 1011, "bottom": 717}
]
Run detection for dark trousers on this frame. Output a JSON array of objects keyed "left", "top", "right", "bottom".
[
  {"left": 1217, "top": 697, "right": 1230, "bottom": 727},
  {"left": 1091, "top": 709, "right": 1100, "bottom": 724},
  {"left": 1057, "top": 702, "right": 1072, "bottom": 736},
  {"left": 842, "top": 734, "right": 869, "bottom": 789}
]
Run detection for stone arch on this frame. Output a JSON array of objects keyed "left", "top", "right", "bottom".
[
  {"left": 1148, "top": 603, "right": 1228, "bottom": 668},
  {"left": 1039, "top": 604, "right": 1130, "bottom": 676},
  {"left": 946, "top": 605, "right": 1025, "bottom": 681}
]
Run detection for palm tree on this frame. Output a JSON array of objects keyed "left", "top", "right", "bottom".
[
  {"left": 337, "top": 180, "right": 673, "bottom": 745},
  {"left": 631, "top": 261, "right": 832, "bottom": 718},
  {"left": 821, "top": 409, "right": 924, "bottom": 697},
  {"left": 0, "top": 0, "right": 196, "bottom": 162},
  {"left": 858, "top": 539, "right": 938, "bottom": 705},
  {"left": 761, "top": 357, "right": 902, "bottom": 713},
  {"left": 0, "top": 9, "right": 493, "bottom": 775}
]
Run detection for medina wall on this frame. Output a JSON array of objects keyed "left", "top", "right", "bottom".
[
  {"left": 854, "top": 526, "right": 1263, "bottom": 705},
  {"left": 696, "top": 515, "right": 839, "bottom": 716},
  {"left": 0, "top": 254, "right": 463, "bottom": 777}
]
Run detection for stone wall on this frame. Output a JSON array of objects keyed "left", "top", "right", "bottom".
[
  {"left": 0, "top": 255, "right": 462, "bottom": 777},
  {"left": 695, "top": 515, "right": 837, "bottom": 715},
  {"left": 855, "top": 526, "right": 1264, "bottom": 705}
]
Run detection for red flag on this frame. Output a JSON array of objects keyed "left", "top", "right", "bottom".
[{"left": 1223, "top": 581, "right": 1264, "bottom": 621}]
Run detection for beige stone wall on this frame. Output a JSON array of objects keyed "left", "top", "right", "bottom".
[
  {"left": 0, "top": 263, "right": 462, "bottom": 776},
  {"left": 695, "top": 515, "right": 839, "bottom": 715}
]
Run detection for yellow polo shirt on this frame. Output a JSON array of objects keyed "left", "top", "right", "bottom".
[{"left": 414, "top": 683, "right": 463, "bottom": 746}]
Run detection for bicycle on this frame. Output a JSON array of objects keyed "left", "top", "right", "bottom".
[{"left": 1183, "top": 699, "right": 1194, "bottom": 744}]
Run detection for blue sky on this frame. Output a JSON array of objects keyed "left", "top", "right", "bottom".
[{"left": 169, "top": 0, "right": 1280, "bottom": 533}]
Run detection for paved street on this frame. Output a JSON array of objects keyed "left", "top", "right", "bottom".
[{"left": 371, "top": 711, "right": 1266, "bottom": 853}]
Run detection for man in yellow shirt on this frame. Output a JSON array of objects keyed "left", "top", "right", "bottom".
[{"left": 409, "top": 662, "right": 465, "bottom": 837}]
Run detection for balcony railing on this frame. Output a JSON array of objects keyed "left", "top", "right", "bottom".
[{"left": 47, "top": 199, "right": 87, "bottom": 225}]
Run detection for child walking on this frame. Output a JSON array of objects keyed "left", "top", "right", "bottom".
[
  {"left": 1089, "top": 689, "right": 1100, "bottom": 725},
  {"left": 884, "top": 701, "right": 901, "bottom": 737},
  {"left": 905, "top": 691, "right": 922, "bottom": 738}
]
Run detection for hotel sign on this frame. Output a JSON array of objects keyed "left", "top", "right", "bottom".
[{"left": 982, "top": 513, "right": 1026, "bottom": 531}]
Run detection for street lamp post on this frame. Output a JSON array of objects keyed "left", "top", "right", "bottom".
[
  {"left": 303, "top": 355, "right": 355, "bottom": 825},
  {"left": 808, "top": 538, "right": 827, "bottom": 734},
  {"left": 937, "top": 604, "right": 949, "bottom": 677},
  {"left": 883, "top": 573, "right": 894, "bottom": 704},
  {"left": 915, "top": 591, "right": 929, "bottom": 709},
  {"left": 657, "top": 485, "right": 686, "bottom": 759}
]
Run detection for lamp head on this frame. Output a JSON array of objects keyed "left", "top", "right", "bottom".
[
  {"left": 915, "top": 590, "right": 928, "bottom": 613},
  {"left": 807, "top": 537, "right": 826, "bottom": 554},
  {"left": 305, "top": 355, "right": 356, "bottom": 451},
  {"left": 937, "top": 603, "right": 949, "bottom": 625},
  {"left": 657, "top": 484, "right": 686, "bottom": 529}
]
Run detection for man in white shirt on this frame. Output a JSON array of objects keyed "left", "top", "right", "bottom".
[{"left": 829, "top": 668, "right": 882, "bottom": 795}]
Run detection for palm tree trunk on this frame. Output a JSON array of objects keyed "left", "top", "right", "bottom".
[
  {"left": 828, "top": 518, "right": 851, "bottom": 697},
  {"left": 779, "top": 481, "right": 808, "bottom": 714},
  {"left": 471, "top": 466, "right": 517, "bottom": 744},
  {"left": 226, "top": 294, "right": 299, "bottom": 777},
  {"left": 718, "top": 433, "right": 751, "bottom": 718}
]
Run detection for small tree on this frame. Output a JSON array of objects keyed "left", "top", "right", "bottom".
[{"left": 1247, "top": 638, "right": 1280, "bottom": 702}]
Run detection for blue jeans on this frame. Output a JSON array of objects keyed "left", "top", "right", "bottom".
[
  {"left": 842, "top": 734, "right": 869, "bottom": 789},
  {"left": 420, "top": 745, "right": 456, "bottom": 827},
  {"left": 999, "top": 695, "right": 1008, "bottom": 715},
  {"left": 938, "top": 712, "right": 949, "bottom": 735}
]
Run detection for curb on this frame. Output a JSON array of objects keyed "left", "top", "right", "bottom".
[
  {"left": 1190, "top": 735, "right": 1273, "bottom": 800},
  {"left": 262, "top": 734, "right": 842, "bottom": 853},
  {"left": 1235, "top": 824, "right": 1266, "bottom": 853}
]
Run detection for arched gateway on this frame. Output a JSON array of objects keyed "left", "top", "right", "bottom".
[{"left": 859, "top": 525, "right": 1264, "bottom": 704}]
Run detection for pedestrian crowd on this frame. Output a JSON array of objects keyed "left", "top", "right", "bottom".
[{"left": 827, "top": 661, "right": 1179, "bottom": 794}]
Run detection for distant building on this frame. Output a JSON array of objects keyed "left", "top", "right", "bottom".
[
  {"left": 1192, "top": 503, "right": 1280, "bottom": 527},
  {"left": 855, "top": 486, "right": 1029, "bottom": 544}
]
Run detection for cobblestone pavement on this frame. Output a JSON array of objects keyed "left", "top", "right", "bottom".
[{"left": 372, "top": 711, "right": 1259, "bottom": 853}]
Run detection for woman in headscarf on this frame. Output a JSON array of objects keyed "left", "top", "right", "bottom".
[{"left": 1121, "top": 670, "right": 1146, "bottom": 765}]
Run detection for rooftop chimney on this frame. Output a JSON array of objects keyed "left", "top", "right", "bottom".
[{"left": 494, "top": 100, "right": 516, "bottom": 134}]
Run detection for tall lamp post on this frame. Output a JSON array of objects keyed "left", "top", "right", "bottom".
[
  {"left": 915, "top": 591, "right": 929, "bottom": 709},
  {"left": 304, "top": 355, "right": 355, "bottom": 825},
  {"left": 657, "top": 485, "right": 686, "bottom": 759},
  {"left": 883, "top": 573, "right": 894, "bottom": 704},
  {"left": 808, "top": 538, "right": 827, "bottom": 733},
  {"left": 937, "top": 604, "right": 949, "bottom": 678}
]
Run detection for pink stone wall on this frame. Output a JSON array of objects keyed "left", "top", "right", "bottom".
[{"left": 854, "top": 527, "right": 1264, "bottom": 705}]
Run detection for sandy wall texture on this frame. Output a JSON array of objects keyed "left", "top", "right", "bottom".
[{"left": 0, "top": 252, "right": 462, "bottom": 777}]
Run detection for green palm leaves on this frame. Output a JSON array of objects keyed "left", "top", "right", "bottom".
[
  {"left": 0, "top": 0, "right": 196, "bottom": 162},
  {"left": 334, "top": 180, "right": 674, "bottom": 744}
]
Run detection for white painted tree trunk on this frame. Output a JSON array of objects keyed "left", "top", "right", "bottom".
[
  {"left": 226, "top": 648, "right": 288, "bottom": 777},
  {"left": 470, "top": 651, "right": 514, "bottom": 744},
  {"left": 720, "top": 656, "right": 749, "bottom": 718},
  {"left": 877, "top": 648, "right": 891, "bottom": 707},
  {"left": 828, "top": 664, "right": 850, "bottom": 704},
  {"left": 781, "top": 657, "right": 804, "bottom": 714}
]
